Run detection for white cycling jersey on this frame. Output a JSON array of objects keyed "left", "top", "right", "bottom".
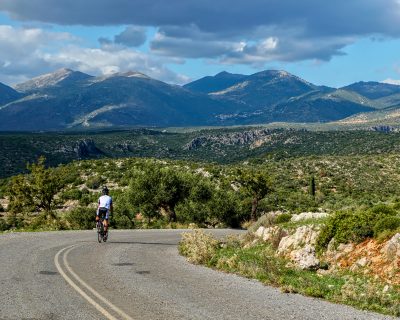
[
  {"left": 98, "top": 195, "right": 113, "bottom": 209},
  {"left": 97, "top": 195, "right": 113, "bottom": 220}
]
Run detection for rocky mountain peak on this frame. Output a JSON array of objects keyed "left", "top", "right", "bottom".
[
  {"left": 117, "top": 71, "right": 151, "bottom": 79},
  {"left": 89, "top": 71, "right": 152, "bottom": 84},
  {"left": 15, "top": 68, "right": 92, "bottom": 92}
]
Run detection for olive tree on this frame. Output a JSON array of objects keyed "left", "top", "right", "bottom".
[{"left": 8, "top": 157, "right": 64, "bottom": 219}]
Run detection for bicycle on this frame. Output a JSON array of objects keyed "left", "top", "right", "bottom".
[{"left": 96, "top": 215, "right": 108, "bottom": 243}]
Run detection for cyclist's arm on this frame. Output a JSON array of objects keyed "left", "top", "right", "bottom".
[{"left": 96, "top": 199, "right": 100, "bottom": 215}]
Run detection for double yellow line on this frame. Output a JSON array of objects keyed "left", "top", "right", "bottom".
[{"left": 54, "top": 245, "right": 134, "bottom": 320}]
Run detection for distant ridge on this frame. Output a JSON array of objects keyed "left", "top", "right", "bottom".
[
  {"left": 0, "top": 68, "right": 398, "bottom": 131},
  {"left": 341, "top": 81, "right": 400, "bottom": 100},
  {"left": 183, "top": 71, "right": 246, "bottom": 94},
  {"left": 0, "top": 82, "right": 22, "bottom": 105},
  {"left": 15, "top": 68, "right": 93, "bottom": 92}
]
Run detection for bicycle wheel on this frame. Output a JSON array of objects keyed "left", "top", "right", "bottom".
[{"left": 97, "top": 221, "right": 103, "bottom": 243}]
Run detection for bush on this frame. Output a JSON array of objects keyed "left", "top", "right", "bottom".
[
  {"left": 179, "top": 230, "right": 219, "bottom": 264},
  {"left": 113, "top": 215, "right": 134, "bottom": 229},
  {"left": 176, "top": 201, "right": 210, "bottom": 226},
  {"left": 78, "top": 192, "right": 97, "bottom": 206},
  {"left": 317, "top": 204, "right": 398, "bottom": 251},
  {"left": 65, "top": 207, "right": 96, "bottom": 229},
  {"left": 86, "top": 176, "right": 105, "bottom": 189},
  {"left": 0, "top": 204, "right": 4, "bottom": 212},
  {"left": 373, "top": 216, "right": 400, "bottom": 238},
  {"left": 0, "top": 218, "right": 9, "bottom": 231},
  {"left": 275, "top": 213, "right": 292, "bottom": 224},
  {"left": 61, "top": 189, "right": 83, "bottom": 201},
  {"left": 28, "top": 212, "right": 68, "bottom": 231},
  {"left": 248, "top": 213, "right": 276, "bottom": 233}
]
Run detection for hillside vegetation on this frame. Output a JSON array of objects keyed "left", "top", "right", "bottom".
[
  {"left": 2, "top": 150, "right": 400, "bottom": 231},
  {"left": 3, "top": 128, "right": 400, "bottom": 178}
]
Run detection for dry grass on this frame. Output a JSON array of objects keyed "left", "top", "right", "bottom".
[{"left": 179, "top": 230, "right": 220, "bottom": 264}]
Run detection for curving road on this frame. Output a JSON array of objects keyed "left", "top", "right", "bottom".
[{"left": 0, "top": 230, "right": 396, "bottom": 320}]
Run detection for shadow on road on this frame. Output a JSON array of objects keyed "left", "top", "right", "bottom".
[{"left": 105, "top": 241, "right": 176, "bottom": 246}]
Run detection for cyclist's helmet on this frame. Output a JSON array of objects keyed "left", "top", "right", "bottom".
[{"left": 102, "top": 186, "right": 109, "bottom": 195}]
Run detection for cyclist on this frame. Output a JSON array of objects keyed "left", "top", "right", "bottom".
[{"left": 96, "top": 186, "right": 113, "bottom": 240}]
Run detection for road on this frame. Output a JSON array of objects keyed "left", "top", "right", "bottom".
[{"left": 0, "top": 229, "right": 396, "bottom": 320}]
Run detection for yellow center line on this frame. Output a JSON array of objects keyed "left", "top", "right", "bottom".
[{"left": 55, "top": 245, "right": 134, "bottom": 320}]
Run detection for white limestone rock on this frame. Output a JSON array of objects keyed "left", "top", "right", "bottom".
[
  {"left": 290, "top": 212, "right": 328, "bottom": 222},
  {"left": 277, "top": 225, "right": 320, "bottom": 255},
  {"left": 290, "top": 245, "right": 320, "bottom": 270}
]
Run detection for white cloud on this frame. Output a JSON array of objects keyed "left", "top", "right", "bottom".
[
  {"left": 382, "top": 78, "right": 400, "bottom": 85},
  {"left": 260, "top": 37, "right": 279, "bottom": 51},
  {"left": 0, "top": 25, "right": 188, "bottom": 85},
  {"left": 2, "top": 0, "right": 400, "bottom": 65}
]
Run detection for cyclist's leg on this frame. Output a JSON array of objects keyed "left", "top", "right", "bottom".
[{"left": 103, "top": 210, "right": 109, "bottom": 233}]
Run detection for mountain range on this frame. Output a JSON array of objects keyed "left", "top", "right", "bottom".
[{"left": 0, "top": 68, "right": 399, "bottom": 131}]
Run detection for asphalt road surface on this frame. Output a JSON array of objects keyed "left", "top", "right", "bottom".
[{"left": 0, "top": 229, "right": 397, "bottom": 320}]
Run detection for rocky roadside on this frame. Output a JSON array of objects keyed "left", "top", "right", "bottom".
[{"left": 252, "top": 211, "right": 400, "bottom": 284}]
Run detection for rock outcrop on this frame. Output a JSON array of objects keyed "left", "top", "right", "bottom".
[
  {"left": 277, "top": 225, "right": 321, "bottom": 270},
  {"left": 290, "top": 212, "right": 328, "bottom": 222},
  {"left": 184, "top": 129, "right": 278, "bottom": 150},
  {"left": 381, "top": 233, "right": 400, "bottom": 263},
  {"left": 255, "top": 226, "right": 287, "bottom": 243},
  {"left": 74, "top": 139, "right": 103, "bottom": 159},
  {"left": 254, "top": 223, "right": 321, "bottom": 270},
  {"left": 290, "top": 245, "right": 320, "bottom": 270}
]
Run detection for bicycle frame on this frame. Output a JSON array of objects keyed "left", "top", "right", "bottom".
[{"left": 96, "top": 219, "right": 104, "bottom": 243}]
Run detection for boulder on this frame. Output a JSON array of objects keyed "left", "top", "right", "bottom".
[
  {"left": 277, "top": 225, "right": 321, "bottom": 270},
  {"left": 255, "top": 226, "right": 266, "bottom": 238},
  {"left": 350, "top": 257, "right": 371, "bottom": 272},
  {"left": 381, "top": 233, "right": 400, "bottom": 262},
  {"left": 277, "top": 225, "right": 320, "bottom": 255},
  {"left": 290, "top": 212, "right": 328, "bottom": 222},
  {"left": 290, "top": 245, "right": 320, "bottom": 270},
  {"left": 262, "top": 226, "right": 287, "bottom": 242}
]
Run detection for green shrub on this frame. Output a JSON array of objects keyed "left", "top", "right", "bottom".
[
  {"left": 86, "top": 176, "right": 105, "bottom": 189},
  {"left": 248, "top": 213, "right": 276, "bottom": 233},
  {"left": 65, "top": 207, "right": 96, "bottom": 229},
  {"left": 373, "top": 216, "right": 400, "bottom": 238},
  {"left": 0, "top": 218, "right": 9, "bottom": 231},
  {"left": 78, "top": 192, "right": 97, "bottom": 206},
  {"left": 317, "top": 204, "right": 397, "bottom": 251},
  {"left": 275, "top": 213, "right": 292, "bottom": 224},
  {"left": 27, "top": 212, "right": 68, "bottom": 231},
  {"left": 61, "top": 189, "right": 83, "bottom": 201},
  {"left": 113, "top": 215, "right": 134, "bottom": 229}
]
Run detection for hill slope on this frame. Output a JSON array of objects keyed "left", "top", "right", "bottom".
[
  {"left": 183, "top": 71, "right": 246, "bottom": 94},
  {"left": 0, "top": 71, "right": 240, "bottom": 130},
  {"left": 0, "top": 82, "right": 22, "bottom": 105},
  {"left": 1, "top": 69, "right": 397, "bottom": 130}
]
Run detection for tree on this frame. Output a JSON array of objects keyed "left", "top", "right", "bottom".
[
  {"left": 237, "top": 169, "right": 272, "bottom": 221},
  {"left": 126, "top": 164, "right": 191, "bottom": 222},
  {"left": 309, "top": 175, "right": 316, "bottom": 199},
  {"left": 8, "top": 157, "right": 64, "bottom": 218}
]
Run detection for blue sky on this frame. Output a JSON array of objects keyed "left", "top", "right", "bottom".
[{"left": 0, "top": 0, "right": 400, "bottom": 87}]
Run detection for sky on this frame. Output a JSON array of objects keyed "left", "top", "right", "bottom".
[{"left": 1, "top": 0, "right": 400, "bottom": 88}]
